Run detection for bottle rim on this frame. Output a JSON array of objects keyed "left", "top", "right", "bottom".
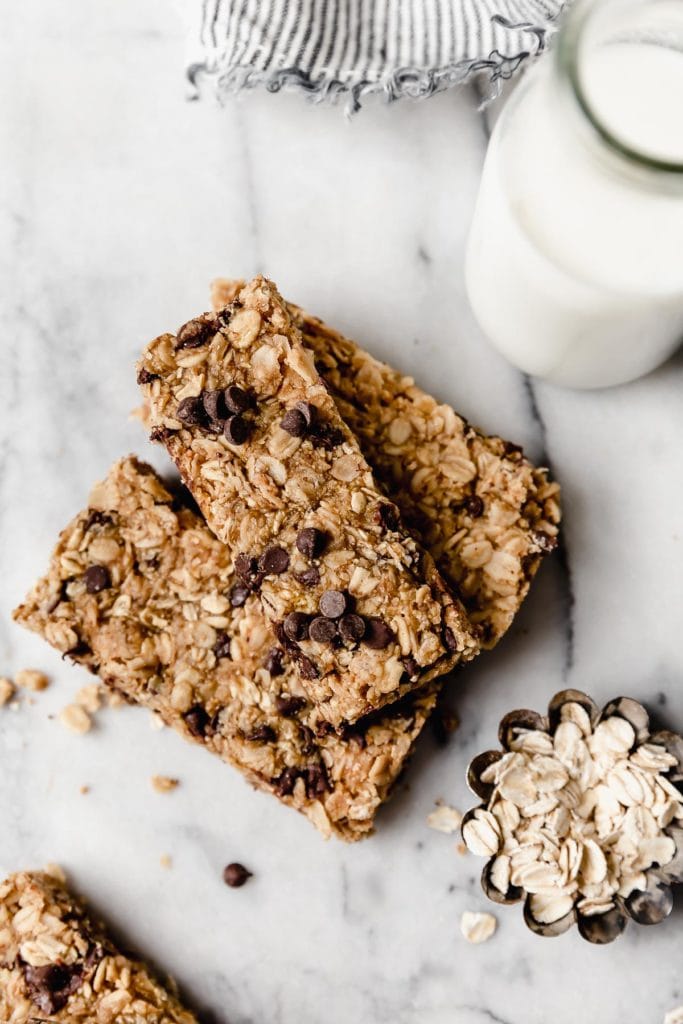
[{"left": 556, "top": 0, "right": 683, "bottom": 177}]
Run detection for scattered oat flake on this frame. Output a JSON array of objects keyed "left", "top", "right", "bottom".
[
  {"left": 15, "top": 668, "right": 49, "bottom": 692},
  {"left": 427, "top": 805, "right": 463, "bottom": 834},
  {"left": 0, "top": 678, "right": 15, "bottom": 707},
  {"left": 79, "top": 785, "right": 90, "bottom": 795},
  {"left": 461, "top": 911, "right": 497, "bottom": 944},
  {"left": 664, "top": 1008, "right": 683, "bottom": 1024},
  {"left": 59, "top": 704, "right": 92, "bottom": 735},
  {"left": 455, "top": 842, "right": 467, "bottom": 855},
  {"left": 151, "top": 775, "right": 179, "bottom": 794},
  {"left": 76, "top": 684, "right": 101, "bottom": 714},
  {"left": 149, "top": 713, "right": 165, "bottom": 731},
  {"left": 159, "top": 854, "right": 173, "bottom": 870}
]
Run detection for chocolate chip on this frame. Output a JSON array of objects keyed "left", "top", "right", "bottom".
[
  {"left": 235, "top": 553, "right": 258, "bottom": 581},
  {"left": 339, "top": 613, "right": 365, "bottom": 642},
  {"left": 465, "top": 495, "right": 484, "bottom": 518},
  {"left": 296, "top": 527, "right": 327, "bottom": 561},
  {"left": 319, "top": 589, "right": 348, "bottom": 619},
  {"left": 374, "top": 502, "right": 400, "bottom": 532},
  {"left": 315, "top": 720, "right": 334, "bottom": 738},
  {"left": 442, "top": 626, "right": 457, "bottom": 652},
  {"left": 224, "top": 413, "right": 251, "bottom": 445},
  {"left": 22, "top": 961, "right": 84, "bottom": 1014},
  {"left": 274, "top": 766, "right": 299, "bottom": 796},
  {"left": 402, "top": 656, "right": 420, "bottom": 680},
  {"left": 363, "top": 617, "right": 394, "bottom": 650},
  {"left": 295, "top": 566, "right": 321, "bottom": 588},
  {"left": 184, "top": 705, "right": 211, "bottom": 738},
  {"left": 214, "top": 633, "right": 232, "bottom": 660},
  {"left": 304, "top": 763, "right": 331, "bottom": 798},
  {"left": 248, "top": 724, "right": 276, "bottom": 743},
  {"left": 83, "top": 565, "right": 111, "bottom": 594},
  {"left": 224, "top": 384, "right": 251, "bottom": 414},
  {"left": 258, "top": 546, "right": 290, "bottom": 575},
  {"left": 223, "top": 862, "right": 252, "bottom": 888},
  {"left": 230, "top": 584, "right": 250, "bottom": 608},
  {"left": 136, "top": 367, "right": 159, "bottom": 385},
  {"left": 275, "top": 694, "right": 307, "bottom": 717},
  {"left": 298, "top": 655, "right": 319, "bottom": 680},
  {"left": 309, "top": 616, "right": 338, "bottom": 644},
  {"left": 176, "top": 395, "right": 207, "bottom": 426},
  {"left": 281, "top": 407, "right": 309, "bottom": 437},
  {"left": 309, "top": 421, "right": 344, "bottom": 450},
  {"left": 176, "top": 313, "right": 217, "bottom": 349},
  {"left": 283, "top": 612, "right": 310, "bottom": 642},
  {"left": 265, "top": 647, "right": 284, "bottom": 676},
  {"left": 202, "top": 388, "right": 227, "bottom": 422},
  {"left": 295, "top": 401, "right": 313, "bottom": 425}
]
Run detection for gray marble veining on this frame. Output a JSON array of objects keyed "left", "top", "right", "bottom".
[{"left": 1, "top": 2, "right": 682, "bottom": 1022}]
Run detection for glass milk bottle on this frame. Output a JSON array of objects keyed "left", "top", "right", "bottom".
[{"left": 465, "top": 0, "right": 683, "bottom": 389}]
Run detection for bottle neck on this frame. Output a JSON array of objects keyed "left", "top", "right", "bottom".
[{"left": 552, "top": 0, "right": 683, "bottom": 193}]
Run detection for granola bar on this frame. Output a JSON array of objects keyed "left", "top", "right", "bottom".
[
  {"left": 138, "top": 276, "right": 478, "bottom": 726},
  {"left": 14, "top": 457, "right": 437, "bottom": 842},
  {"left": 211, "top": 279, "right": 561, "bottom": 647},
  {"left": 0, "top": 868, "right": 197, "bottom": 1022}
]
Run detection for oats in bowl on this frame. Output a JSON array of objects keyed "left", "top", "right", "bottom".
[{"left": 462, "top": 690, "right": 683, "bottom": 943}]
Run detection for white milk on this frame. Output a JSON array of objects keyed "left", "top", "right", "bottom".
[{"left": 466, "top": 40, "right": 683, "bottom": 388}]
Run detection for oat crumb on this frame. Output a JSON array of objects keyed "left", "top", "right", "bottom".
[
  {"left": 59, "top": 704, "right": 92, "bottom": 735},
  {"left": 455, "top": 842, "right": 467, "bottom": 856},
  {"left": 79, "top": 785, "right": 90, "bottom": 795},
  {"left": 0, "top": 678, "right": 15, "bottom": 706},
  {"left": 426, "top": 805, "right": 463, "bottom": 834},
  {"left": 76, "top": 684, "right": 101, "bottom": 714},
  {"left": 159, "top": 854, "right": 173, "bottom": 870},
  {"left": 15, "top": 668, "right": 49, "bottom": 692},
  {"left": 151, "top": 775, "right": 179, "bottom": 794},
  {"left": 461, "top": 911, "right": 497, "bottom": 944},
  {"left": 149, "top": 713, "right": 165, "bottom": 731}
]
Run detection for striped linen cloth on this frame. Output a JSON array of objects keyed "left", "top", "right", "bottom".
[{"left": 189, "top": 0, "right": 565, "bottom": 111}]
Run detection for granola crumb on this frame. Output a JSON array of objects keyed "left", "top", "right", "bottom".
[
  {"left": 79, "top": 785, "right": 90, "bottom": 795},
  {"left": 455, "top": 842, "right": 467, "bottom": 856},
  {"left": 151, "top": 775, "right": 179, "bottom": 794},
  {"left": 159, "top": 854, "right": 173, "bottom": 870},
  {"left": 426, "top": 805, "right": 463, "bottom": 834},
  {"left": 75, "top": 684, "right": 101, "bottom": 714},
  {"left": 15, "top": 668, "right": 49, "bottom": 692},
  {"left": 0, "top": 677, "right": 15, "bottom": 706},
  {"left": 461, "top": 910, "right": 497, "bottom": 944},
  {"left": 149, "top": 712, "right": 165, "bottom": 731},
  {"left": 59, "top": 704, "right": 92, "bottom": 735}
]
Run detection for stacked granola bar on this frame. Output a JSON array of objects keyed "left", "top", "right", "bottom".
[{"left": 14, "top": 275, "right": 560, "bottom": 840}]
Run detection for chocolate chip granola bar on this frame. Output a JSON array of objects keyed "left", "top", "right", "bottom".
[
  {"left": 0, "top": 868, "right": 197, "bottom": 1022},
  {"left": 14, "top": 457, "right": 438, "bottom": 841},
  {"left": 138, "top": 276, "right": 479, "bottom": 726},
  {"left": 211, "top": 278, "right": 561, "bottom": 648}
]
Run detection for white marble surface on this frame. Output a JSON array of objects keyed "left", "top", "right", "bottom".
[{"left": 1, "top": 3, "right": 683, "bottom": 1023}]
